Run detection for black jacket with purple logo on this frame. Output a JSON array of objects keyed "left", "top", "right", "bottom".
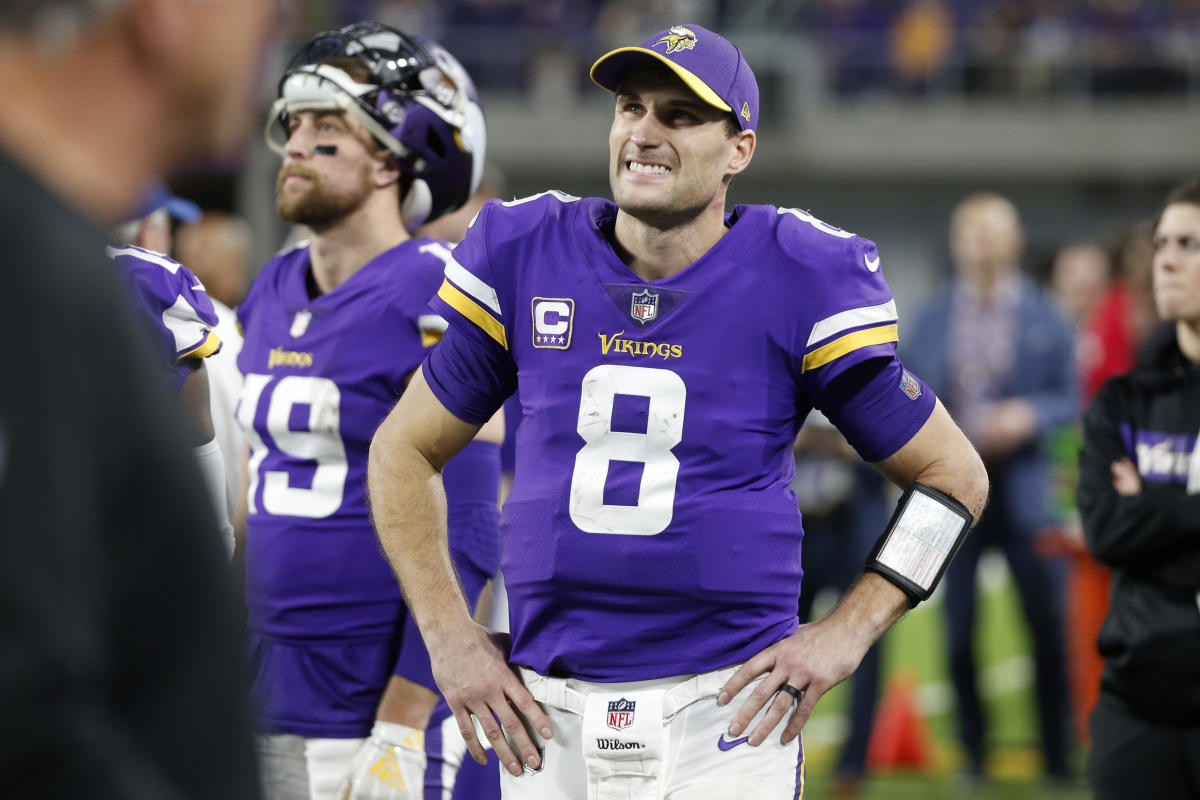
[{"left": 1079, "top": 328, "right": 1200, "bottom": 725}]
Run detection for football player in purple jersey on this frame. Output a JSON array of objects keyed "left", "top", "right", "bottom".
[
  {"left": 109, "top": 192, "right": 235, "bottom": 557},
  {"left": 238, "top": 22, "right": 501, "bottom": 800},
  {"left": 368, "top": 24, "right": 989, "bottom": 799}
]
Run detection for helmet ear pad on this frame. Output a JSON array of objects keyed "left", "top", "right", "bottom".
[{"left": 390, "top": 99, "right": 474, "bottom": 227}]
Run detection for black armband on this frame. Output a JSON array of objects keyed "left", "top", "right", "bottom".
[{"left": 865, "top": 482, "right": 973, "bottom": 606}]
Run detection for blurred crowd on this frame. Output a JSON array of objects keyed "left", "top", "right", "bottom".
[{"left": 276, "top": 0, "right": 1200, "bottom": 99}]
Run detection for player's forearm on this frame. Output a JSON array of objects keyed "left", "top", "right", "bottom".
[
  {"left": 375, "top": 675, "right": 439, "bottom": 728},
  {"left": 367, "top": 431, "right": 474, "bottom": 638},
  {"left": 875, "top": 400, "right": 990, "bottom": 524},
  {"left": 827, "top": 572, "right": 910, "bottom": 654}
]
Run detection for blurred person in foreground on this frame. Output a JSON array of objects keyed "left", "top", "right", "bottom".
[
  {"left": 241, "top": 22, "right": 502, "bottom": 800},
  {"left": 0, "top": 0, "right": 273, "bottom": 797},
  {"left": 903, "top": 192, "right": 1078, "bottom": 782},
  {"left": 1078, "top": 179, "right": 1200, "bottom": 799},
  {"left": 368, "top": 23, "right": 987, "bottom": 799}
]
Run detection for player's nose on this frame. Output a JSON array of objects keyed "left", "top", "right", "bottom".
[
  {"left": 284, "top": 121, "right": 316, "bottom": 159},
  {"left": 628, "top": 110, "right": 663, "bottom": 147}
]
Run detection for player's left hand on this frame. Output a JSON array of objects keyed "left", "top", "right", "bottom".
[
  {"left": 338, "top": 721, "right": 426, "bottom": 800},
  {"left": 715, "top": 614, "right": 870, "bottom": 747}
]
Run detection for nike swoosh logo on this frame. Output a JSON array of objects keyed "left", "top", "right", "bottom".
[
  {"left": 717, "top": 733, "right": 750, "bottom": 751},
  {"left": 864, "top": 254, "right": 881, "bottom": 272}
]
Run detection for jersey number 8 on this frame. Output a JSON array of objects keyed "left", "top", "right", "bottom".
[{"left": 569, "top": 364, "right": 686, "bottom": 536}]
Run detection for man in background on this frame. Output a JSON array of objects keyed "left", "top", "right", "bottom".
[
  {"left": 903, "top": 192, "right": 1078, "bottom": 783},
  {"left": 0, "top": 0, "right": 272, "bottom": 796}
]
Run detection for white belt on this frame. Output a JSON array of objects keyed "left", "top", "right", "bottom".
[{"left": 517, "top": 663, "right": 740, "bottom": 721}]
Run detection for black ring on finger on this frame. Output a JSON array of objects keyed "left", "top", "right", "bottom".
[{"left": 780, "top": 683, "right": 804, "bottom": 702}]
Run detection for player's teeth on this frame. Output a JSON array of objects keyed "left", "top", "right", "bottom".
[{"left": 629, "top": 162, "right": 670, "bottom": 175}]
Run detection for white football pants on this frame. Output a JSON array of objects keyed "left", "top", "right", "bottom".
[{"left": 501, "top": 665, "right": 805, "bottom": 800}]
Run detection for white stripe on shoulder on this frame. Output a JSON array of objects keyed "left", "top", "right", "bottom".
[
  {"left": 275, "top": 238, "right": 309, "bottom": 257},
  {"left": 106, "top": 245, "right": 181, "bottom": 274},
  {"left": 419, "top": 241, "right": 454, "bottom": 263},
  {"left": 418, "top": 314, "right": 448, "bottom": 333},
  {"left": 444, "top": 257, "right": 501, "bottom": 317},
  {"left": 500, "top": 189, "right": 580, "bottom": 208},
  {"left": 807, "top": 299, "right": 898, "bottom": 347}
]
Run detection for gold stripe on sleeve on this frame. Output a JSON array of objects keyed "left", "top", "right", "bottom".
[
  {"left": 179, "top": 331, "right": 222, "bottom": 361},
  {"left": 801, "top": 324, "right": 898, "bottom": 373},
  {"left": 437, "top": 279, "right": 508, "bottom": 349}
]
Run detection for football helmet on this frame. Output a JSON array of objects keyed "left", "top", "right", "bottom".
[{"left": 266, "top": 21, "right": 486, "bottom": 230}]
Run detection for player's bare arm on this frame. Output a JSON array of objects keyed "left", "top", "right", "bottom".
[
  {"left": 368, "top": 369, "right": 549, "bottom": 777},
  {"left": 374, "top": 399, "right": 505, "bottom": 731},
  {"left": 719, "top": 398, "right": 988, "bottom": 746}
]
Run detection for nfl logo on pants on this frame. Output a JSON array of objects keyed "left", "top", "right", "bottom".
[{"left": 607, "top": 698, "right": 636, "bottom": 731}]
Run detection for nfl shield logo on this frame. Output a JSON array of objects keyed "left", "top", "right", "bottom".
[
  {"left": 899, "top": 369, "right": 922, "bottom": 400},
  {"left": 630, "top": 290, "right": 658, "bottom": 324},
  {"left": 290, "top": 309, "right": 312, "bottom": 339},
  {"left": 607, "top": 698, "right": 636, "bottom": 731}
]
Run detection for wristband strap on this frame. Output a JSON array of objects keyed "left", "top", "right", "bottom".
[{"left": 865, "top": 481, "right": 973, "bottom": 606}]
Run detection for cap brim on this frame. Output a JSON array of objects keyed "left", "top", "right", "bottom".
[
  {"left": 137, "top": 181, "right": 202, "bottom": 223},
  {"left": 163, "top": 197, "right": 202, "bottom": 223},
  {"left": 589, "top": 47, "right": 731, "bottom": 113}
]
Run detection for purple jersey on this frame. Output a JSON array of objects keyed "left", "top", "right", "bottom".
[
  {"left": 109, "top": 245, "right": 222, "bottom": 389},
  {"left": 236, "top": 238, "right": 455, "bottom": 642},
  {"left": 424, "top": 192, "right": 935, "bottom": 681}
]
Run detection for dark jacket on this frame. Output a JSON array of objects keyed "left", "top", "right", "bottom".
[
  {"left": 1078, "top": 329, "right": 1200, "bottom": 725},
  {"left": 0, "top": 152, "right": 261, "bottom": 797}
]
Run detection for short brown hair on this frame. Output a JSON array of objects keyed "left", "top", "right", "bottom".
[
  {"left": 1163, "top": 179, "right": 1200, "bottom": 211},
  {"left": 1156, "top": 179, "right": 1200, "bottom": 231}
]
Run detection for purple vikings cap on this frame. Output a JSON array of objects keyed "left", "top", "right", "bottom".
[{"left": 590, "top": 24, "right": 759, "bottom": 131}]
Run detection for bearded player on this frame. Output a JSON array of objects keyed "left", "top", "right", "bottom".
[{"left": 237, "top": 22, "right": 501, "bottom": 800}]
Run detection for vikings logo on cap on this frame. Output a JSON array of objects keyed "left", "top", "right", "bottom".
[{"left": 654, "top": 26, "right": 697, "bottom": 54}]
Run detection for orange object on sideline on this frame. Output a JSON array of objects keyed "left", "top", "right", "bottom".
[
  {"left": 1036, "top": 524, "right": 1110, "bottom": 744},
  {"left": 866, "top": 673, "right": 932, "bottom": 771},
  {"left": 1067, "top": 548, "right": 1110, "bottom": 743}
]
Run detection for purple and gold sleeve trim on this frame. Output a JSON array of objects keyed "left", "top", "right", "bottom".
[
  {"left": 178, "top": 330, "right": 222, "bottom": 361},
  {"left": 418, "top": 313, "right": 447, "bottom": 348},
  {"left": 803, "top": 324, "right": 898, "bottom": 372},
  {"left": 802, "top": 298, "right": 899, "bottom": 373},
  {"left": 436, "top": 256, "right": 507, "bottom": 349},
  {"left": 436, "top": 279, "right": 506, "bottom": 349}
]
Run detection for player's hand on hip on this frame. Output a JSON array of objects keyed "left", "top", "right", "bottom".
[
  {"left": 716, "top": 617, "right": 867, "bottom": 747},
  {"left": 339, "top": 721, "right": 425, "bottom": 799},
  {"left": 431, "top": 623, "right": 551, "bottom": 776}
]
